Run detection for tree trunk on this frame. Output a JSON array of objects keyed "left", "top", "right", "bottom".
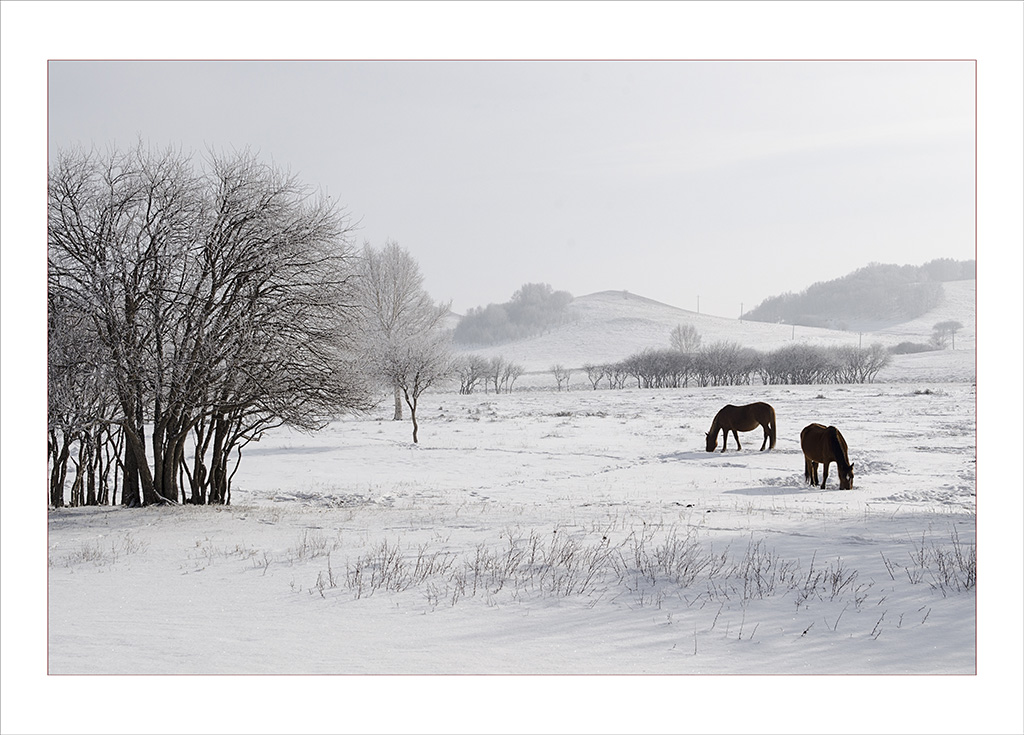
[
  {"left": 121, "top": 438, "right": 141, "bottom": 507},
  {"left": 123, "top": 423, "right": 158, "bottom": 506},
  {"left": 189, "top": 416, "right": 214, "bottom": 505},
  {"left": 96, "top": 429, "right": 112, "bottom": 505},
  {"left": 208, "top": 414, "right": 230, "bottom": 505},
  {"left": 84, "top": 435, "right": 98, "bottom": 506},
  {"left": 49, "top": 429, "right": 71, "bottom": 508},
  {"left": 105, "top": 428, "right": 123, "bottom": 506},
  {"left": 392, "top": 384, "right": 403, "bottom": 421},
  {"left": 403, "top": 389, "right": 419, "bottom": 444},
  {"left": 70, "top": 446, "right": 84, "bottom": 507},
  {"left": 154, "top": 414, "right": 188, "bottom": 505},
  {"left": 152, "top": 394, "right": 164, "bottom": 500}
]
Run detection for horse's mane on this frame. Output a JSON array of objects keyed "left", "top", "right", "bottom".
[{"left": 827, "top": 426, "right": 850, "bottom": 469}]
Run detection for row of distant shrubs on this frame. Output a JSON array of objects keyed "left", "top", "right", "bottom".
[
  {"left": 889, "top": 341, "right": 939, "bottom": 354},
  {"left": 455, "top": 339, "right": 946, "bottom": 394},
  {"left": 580, "top": 342, "right": 894, "bottom": 389}
]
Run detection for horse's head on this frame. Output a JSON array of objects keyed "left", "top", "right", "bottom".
[
  {"left": 839, "top": 462, "right": 854, "bottom": 490},
  {"left": 705, "top": 431, "right": 716, "bottom": 452}
]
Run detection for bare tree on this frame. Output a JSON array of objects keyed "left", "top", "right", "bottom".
[
  {"left": 47, "top": 288, "right": 121, "bottom": 506},
  {"left": 375, "top": 333, "right": 454, "bottom": 443},
  {"left": 49, "top": 143, "right": 203, "bottom": 505},
  {"left": 487, "top": 356, "right": 508, "bottom": 394},
  {"left": 501, "top": 360, "right": 524, "bottom": 393},
  {"left": 670, "top": 323, "right": 702, "bottom": 353},
  {"left": 583, "top": 363, "right": 606, "bottom": 390},
  {"left": 551, "top": 364, "right": 572, "bottom": 391},
  {"left": 179, "top": 150, "right": 373, "bottom": 504},
  {"left": 454, "top": 355, "right": 489, "bottom": 395},
  {"left": 355, "top": 240, "right": 450, "bottom": 419},
  {"left": 863, "top": 343, "right": 892, "bottom": 382},
  {"left": 932, "top": 320, "right": 964, "bottom": 350}
]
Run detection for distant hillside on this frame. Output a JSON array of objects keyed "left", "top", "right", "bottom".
[
  {"left": 743, "top": 259, "right": 975, "bottom": 329},
  {"left": 456, "top": 290, "right": 867, "bottom": 373},
  {"left": 453, "top": 283, "right": 573, "bottom": 345},
  {"left": 453, "top": 281, "right": 975, "bottom": 384}
]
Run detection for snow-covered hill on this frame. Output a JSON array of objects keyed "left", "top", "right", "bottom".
[{"left": 455, "top": 281, "right": 976, "bottom": 383}]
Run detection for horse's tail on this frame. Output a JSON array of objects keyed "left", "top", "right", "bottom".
[{"left": 768, "top": 405, "right": 777, "bottom": 449}]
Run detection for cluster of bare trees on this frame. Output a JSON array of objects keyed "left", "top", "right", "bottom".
[
  {"left": 454, "top": 355, "right": 524, "bottom": 395},
  {"left": 48, "top": 144, "right": 385, "bottom": 507},
  {"left": 581, "top": 341, "right": 891, "bottom": 391}
]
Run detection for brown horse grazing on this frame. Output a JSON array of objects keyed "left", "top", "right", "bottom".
[
  {"left": 800, "top": 423, "right": 854, "bottom": 490},
  {"left": 705, "top": 402, "right": 777, "bottom": 453}
]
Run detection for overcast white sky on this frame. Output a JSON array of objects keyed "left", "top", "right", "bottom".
[{"left": 47, "top": 59, "right": 975, "bottom": 318}]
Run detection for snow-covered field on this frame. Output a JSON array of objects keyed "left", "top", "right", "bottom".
[
  {"left": 49, "top": 383, "right": 979, "bottom": 677},
  {"left": 22, "top": 278, "right": 1024, "bottom": 734}
]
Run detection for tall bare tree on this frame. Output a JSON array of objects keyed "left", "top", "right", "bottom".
[{"left": 355, "top": 240, "right": 450, "bottom": 420}]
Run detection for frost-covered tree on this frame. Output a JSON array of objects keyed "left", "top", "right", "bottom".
[
  {"left": 583, "top": 363, "right": 606, "bottom": 390},
  {"left": 179, "top": 151, "right": 373, "bottom": 504},
  {"left": 375, "top": 332, "right": 454, "bottom": 443},
  {"left": 454, "top": 355, "right": 489, "bottom": 395},
  {"left": 355, "top": 240, "right": 450, "bottom": 419},
  {"left": 501, "top": 360, "right": 524, "bottom": 393},
  {"left": 831, "top": 344, "right": 892, "bottom": 383},
  {"left": 48, "top": 143, "right": 372, "bottom": 507},
  {"left": 47, "top": 287, "right": 121, "bottom": 507},
  {"left": 551, "top": 364, "right": 572, "bottom": 391},
  {"left": 670, "top": 323, "right": 702, "bottom": 353},
  {"left": 932, "top": 320, "right": 964, "bottom": 350}
]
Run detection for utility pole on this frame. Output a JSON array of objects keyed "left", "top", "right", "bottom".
[{"left": 697, "top": 295, "right": 700, "bottom": 314}]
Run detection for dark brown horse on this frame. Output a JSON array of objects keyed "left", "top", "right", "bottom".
[
  {"left": 800, "top": 423, "right": 854, "bottom": 490},
  {"left": 705, "top": 402, "right": 777, "bottom": 452}
]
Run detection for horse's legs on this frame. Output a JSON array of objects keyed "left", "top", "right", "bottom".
[
  {"left": 820, "top": 461, "right": 830, "bottom": 490},
  {"left": 720, "top": 430, "right": 728, "bottom": 452},
  {"left": 732, "top": 430, "right": 740, "bottom": 451},
  {"left": 804, "top": 457, "right": 813, "bottom": 484},
  {"left": 759, "top": 425, "right": 768, "bottom": 451}
]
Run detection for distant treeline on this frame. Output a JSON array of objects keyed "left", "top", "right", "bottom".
[
  {"left": 453, "top": 355, "right": 525, "bottom": 394},
  {"left": 743, "top": 259, "right": 975, "bottom": 328},
  {"left": 454, "top": 283, "right": 573, "bottom": 345},
  {"left": 583, "top": 342, "right": 892, "bottom": 390}
]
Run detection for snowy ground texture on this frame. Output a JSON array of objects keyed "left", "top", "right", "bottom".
[
  {"left": 49, "top": 383, "right": 977, "bottom": 676},
  {"left": 29, "top": 279, "right": 1024, "bottom": 734}
]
